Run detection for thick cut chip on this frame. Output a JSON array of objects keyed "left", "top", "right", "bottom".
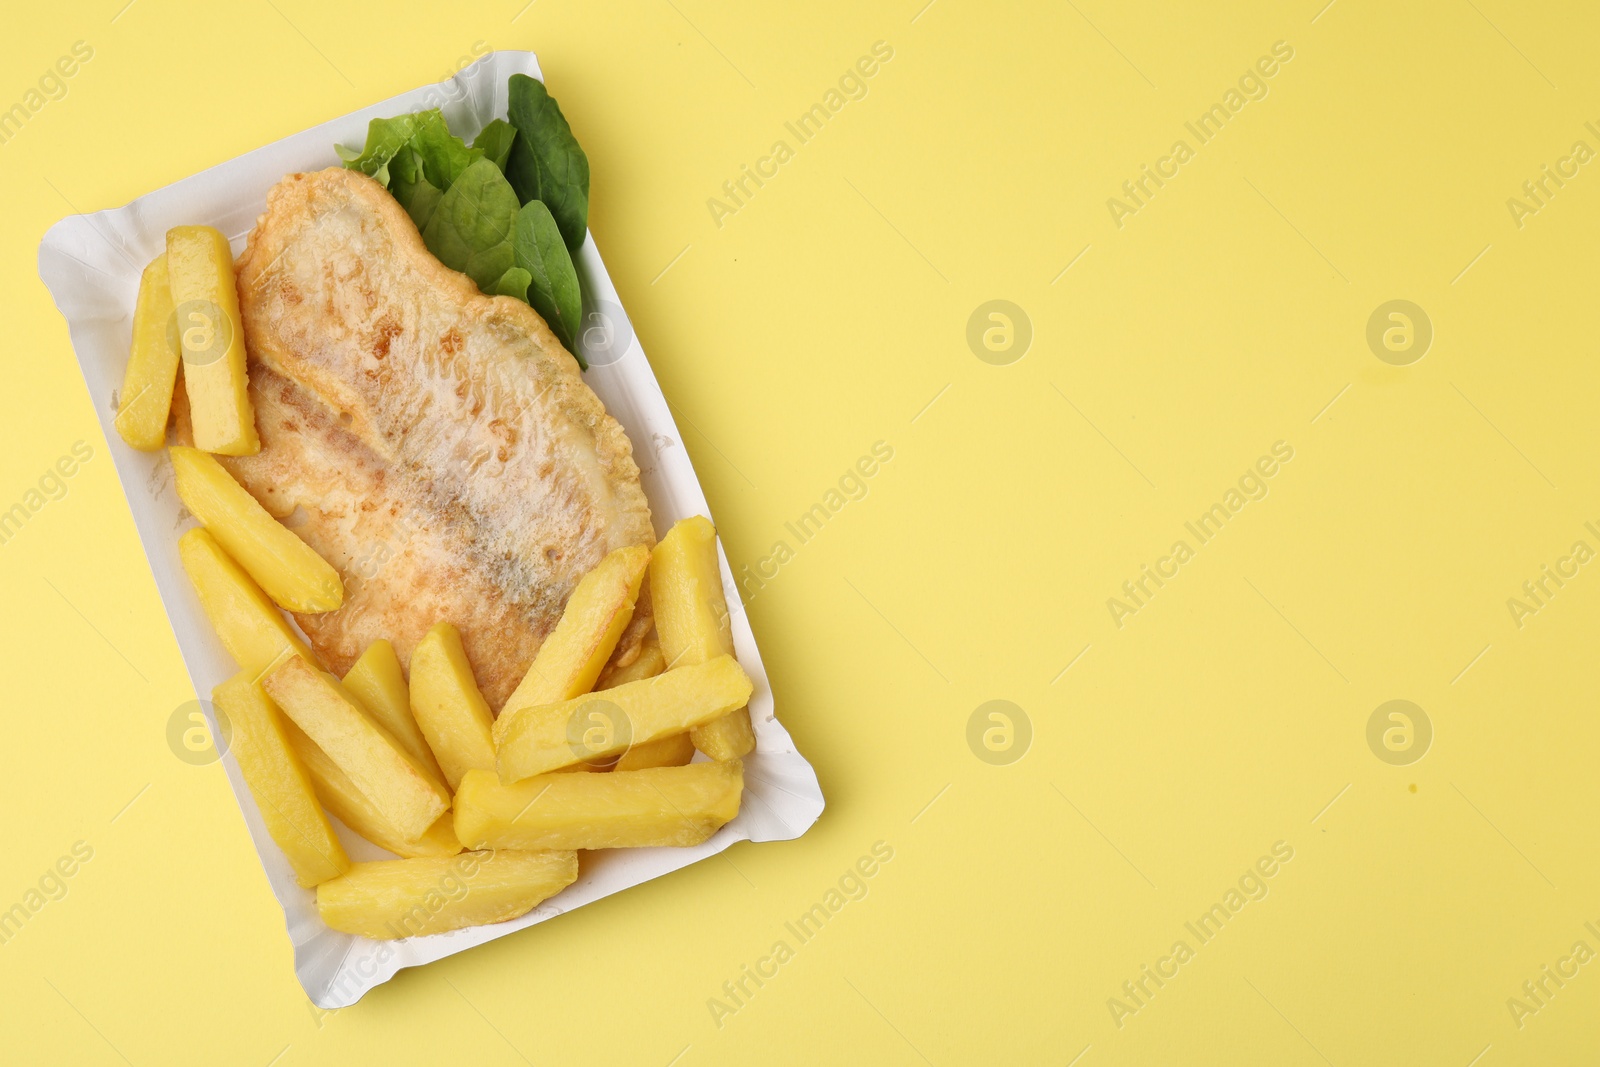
[
  {"left": 691, "top": 704, "right": 754, "bottom": 762},
  {"left": 342, "top": 640, "right": 444, "bottom": 787},
  {"left": 600, "top": 638, "right": 692, "bottom": 771},
  {"left": 226, "top": 167, "right": 655, "bottom": 708},
  {"left": 651, "top": 517, "right": 732, "bottom": 667},
  {"left": 317, "top": 850, "right": 577, "bottom": 939},
  {"left": 114, "top": 253, "right": 180, "bottom": 451},
  {"left": 454, "top": 762, "right": 743, "bottom": 851},
  {"left": 495, "top": 655, "right": 752, "bottom": 782},
  {"left": 497, "top": 657, "right": 749, "bottom": 779},
  {"left": 596, "top": 632, "right": 665, "bottom": 691},
  {"left": 285, "top": 720, "right": 460, "bottom": 858},
  {"left": 263, "top": 656, "right": 449, "bottom": 840},
  {"left": 613, "top": 732, "right": 695, "bottom": 772},
  {"left": 166, "top": 226, "right": 258, "bottom": 455},
  {"left": 213, "top": 671, "right": 348, "bottom": 886},
  {"left": 171, "top": 446, "right": 343, "bottom": 613},
  {"left": 650, "top": 516, "right": 754, "bottom": 760},
  {"left": 500, "top": 544, "right": 649, "bottom": 716},
  {"left": 178, "top": 527, "right": 313, "bottom": 675},
  {"left": 409, "top": 622, "right": 496, "bottom": 790}
]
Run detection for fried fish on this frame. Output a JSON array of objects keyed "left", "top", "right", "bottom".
[{"left": 219, "top": 167, "right": 653, "bottom": 710}]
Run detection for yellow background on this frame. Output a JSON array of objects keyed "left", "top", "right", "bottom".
[{"left": 5, "top": 0, "right": 1599, "bottom": 1063}]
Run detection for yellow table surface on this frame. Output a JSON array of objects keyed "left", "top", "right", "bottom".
[{"left": 5, "top": 2, "right": 1598, "bottom": 1063}]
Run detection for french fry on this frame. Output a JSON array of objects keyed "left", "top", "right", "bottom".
[
  {"left": 263, "top": 656, "right": 449, "bottom": 840},
  {"left": 688, "top": 709, "right": 754, "bottom": 762},
  {"left": 499, "top": 544, "right": 649, "bottom": 719},
  {"left": 165, "top": 226, "right": 258, "bottom": 455},
  {"left": 342, "top": 640, "right": 445, "bottom": 788},
  {"left": 213, "top": 671, "right": 349, "bottom": 886},
  {"left": 285, "top": 720, "right": 460, "bottom": 858},
  {"left": 114, "top": 253, "right": 179, "bottom": 451},
  {"left": 400, "top": 815, "right": 463, "bottom": 858},
  {"left": 491, "top": 546, "right": 650, "bottom": 774},
  {"left": 178, "top": 527, "right": 313, "bottom": 675},
  {"left": 541, "top": 636, "right": 675, "bottom": 774},
  {"left": 317, "top": 850, "right": 578, "bottom": 940},
  {"left": 596, "top": 633, "right": 666, "bottom": 690},
  {"left": 600, "top": 638, "right": 693, "bottom": 771},
  {"left": 613, "top": 732, "right": 695, "bottom": 772},
  {"left": 651, "top": 517, "right": 755, "bottom": 761},
  {"left": 171, "top": 446, "right": 343, "bottom": 612},
  {"left": 409, "top": 623, "right": 496, "bottom": 790},
  {"left": 651, "top": 518, "right": 731, "bottom": 666},
  {"left": 495, "top": 655, "right": 752, "bottom": 782},
  {"left": 454, "top": 762, "right": 743, "bottom": 851}
]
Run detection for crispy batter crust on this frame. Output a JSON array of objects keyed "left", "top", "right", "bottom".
[{"left": 226, "top": 167, "right": 653, "bottom": 709}]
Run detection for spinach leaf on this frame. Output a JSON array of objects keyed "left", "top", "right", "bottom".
[
  {"left": 388, "top": 147, "right": 443, "bottom": 231},
  {"left": 421, "top": 158, "right": 520, "bottom": 296},
  {"left": 410, "top": 110, "right": 482, "bottom": 190},
  {"left": 494, "top": 266, "right": 532, "bottom": 300},
  {"left": 472, "top": 119, "right": 518, "bottom": 172},
  {"left": 505, "top": 74, "right": 590, "bottom": 250},
  {"left": 512, "top": 200, "right": 583, "bottom": 363},
  {"left": 338, "top": 114, "right": 420, "bottom": 186}
]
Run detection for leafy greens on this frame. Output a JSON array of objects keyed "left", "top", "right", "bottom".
[
  {"left": 505, "top": 74, "right": 590, "bottom": 251},
  {"left": 336, "top": 77, "right": 592, "bottom": 367}
]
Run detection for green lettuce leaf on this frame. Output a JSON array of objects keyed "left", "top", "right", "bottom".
[
  {"left": 339, "top": 114, "right": 420, "bottom": 186},
  {"left": 388, "top": 147, "right": 443, "bottom": 231},
  {"left": 410, "top": 110, "right": 482, "bottom": 190}
]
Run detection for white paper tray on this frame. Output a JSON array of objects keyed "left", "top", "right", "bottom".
[{"left": 37, "top": 50, "right": 823, "bottom": 1008}]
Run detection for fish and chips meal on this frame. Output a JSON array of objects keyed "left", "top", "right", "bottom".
[{"left": 114, "top": 73, "right": 756, "bottom": 939}]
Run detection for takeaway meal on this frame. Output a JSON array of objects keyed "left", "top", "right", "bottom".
[{"left": 116, "top": 73, "right": 755, "bottom": 939}]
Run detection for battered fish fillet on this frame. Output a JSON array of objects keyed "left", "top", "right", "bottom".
[{"left": 221, "top": 167, "right": 654, "bottom": 710}]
